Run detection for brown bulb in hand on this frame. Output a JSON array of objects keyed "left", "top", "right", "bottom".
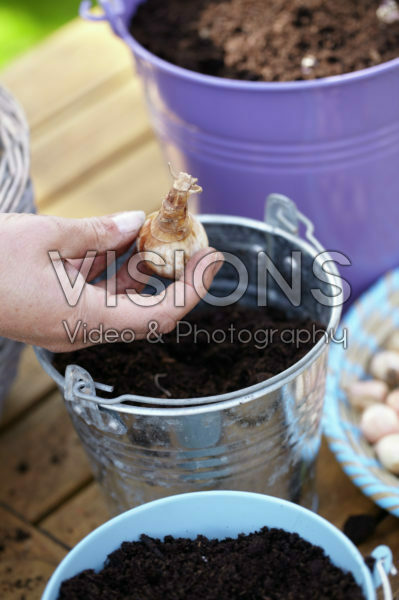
[{"left": 137, "top": 169, "right": 209, "bottom": 279}]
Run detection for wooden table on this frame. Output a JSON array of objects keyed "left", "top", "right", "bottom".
[{"left": 0, "top": 19, "right": 398, "bottom": 600}]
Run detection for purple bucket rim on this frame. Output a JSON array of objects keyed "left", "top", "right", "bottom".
[{"left": 103, "top": 0, "right": 399, "bottom": 91}]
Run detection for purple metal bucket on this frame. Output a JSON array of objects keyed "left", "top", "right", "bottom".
[{"left": 81, "top": 0, "right": 399, "bottom": 301}]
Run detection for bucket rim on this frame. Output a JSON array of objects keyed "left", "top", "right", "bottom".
[
  {"left": 108, "top": 0, "right": 399, "bottom": 92},
  {"left": 35, "top": 213, "right": 342, "bottom": 416}
]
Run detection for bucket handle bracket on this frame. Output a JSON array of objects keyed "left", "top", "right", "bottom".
[
  {"left": 371, "top": 545, "right": 396, "bottom": 599},
  {"left": 265, "top": 193, "right": 324, "bottom": 253},
  {"left": 65, "top": 364, "right": 127, "bottom": 435},
  {"left": 265, "top": 193, "right": 344, "bottom": 308},
  {"left": 79, "top": 1, "right": 127, "bottom": 39}
]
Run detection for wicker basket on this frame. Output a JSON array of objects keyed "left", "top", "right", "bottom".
[
  {"left": 324, "top": 269, "right": 399, "bottom": 517},
  {"left": 0, "top": 86, "right": 35, "bottom": 411}
]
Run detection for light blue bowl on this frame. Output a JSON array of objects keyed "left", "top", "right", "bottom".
[
  {"left": 325, "top": 269, "right": 399, "bottom": 517},
  {"left": 42, "top": 491, "right": 391, "bottom": 600}
]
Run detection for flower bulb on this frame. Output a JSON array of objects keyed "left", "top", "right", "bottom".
[{"left": 137, "top": 169, "right": 209, "bottom": 279}]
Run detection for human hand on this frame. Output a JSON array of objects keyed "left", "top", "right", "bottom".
[{"left": 0, "top": 211, "right": 223, "bottom": 351}]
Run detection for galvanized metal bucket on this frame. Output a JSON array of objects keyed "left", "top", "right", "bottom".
[{"left": 35, "top": 195, "right": 341, "bottom": 514}]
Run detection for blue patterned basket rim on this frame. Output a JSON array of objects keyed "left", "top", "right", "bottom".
[{"left": 324, "top": 269, "right": 399, "bottom": 518}]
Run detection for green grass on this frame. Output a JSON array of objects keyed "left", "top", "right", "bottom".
[{"left": 0, "top": 0, "right": 80, "bottom": 69}]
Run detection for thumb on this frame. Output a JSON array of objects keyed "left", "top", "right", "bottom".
[{"left": 53, "top": 211, "right": 146, "bottom": 258}]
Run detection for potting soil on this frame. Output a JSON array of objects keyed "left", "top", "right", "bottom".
[
  {"left": 130, "top": 0, "right": 399, "bottom": 81},
  {"left": 58, "top": 526, "right": 365, "bottom": 599},
  {"left": 53, "top": 304, "right": 324, "bottom": 399}
]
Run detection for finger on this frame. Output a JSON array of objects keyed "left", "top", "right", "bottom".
[
  {"left": 150, "top": 248, "right": 224, "bottom": 334},
  {"left": 67, "top": 247, "right": 223, "bottom": 350},
  {"left": 66, "top": 256, "right": 107, "bottom": 282},
  {"left": 94, "top": 250, "right": 152, "bottom": 294},
  {"left": 93, "top": 247, "right": 223, "bottom": 337},
  {"left": 48, "top": 211, "right": 145, "bottom": 258},
  {"left": 66, "top": 239, "right": 133, "bottom": 282}
]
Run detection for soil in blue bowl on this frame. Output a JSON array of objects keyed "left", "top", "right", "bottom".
[{"left": 57, "top": 525, "right": 365, "bottom": 599}]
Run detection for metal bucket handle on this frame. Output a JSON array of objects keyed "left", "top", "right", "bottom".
[
  {"left": 266, "top": 193, "right": 343, "bottom": 308},
  {"left": 65, "top": 364, "right": 245, "bottom": 411},
  {"left": 266, "top": 193, "right": 324, "bottom": 254}
]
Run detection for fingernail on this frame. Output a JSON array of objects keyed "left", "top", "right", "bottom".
[{"left": 112, "top": 210, "right": 146, "bottom": 233}]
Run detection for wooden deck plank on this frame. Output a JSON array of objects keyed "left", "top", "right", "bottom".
[
  {"left": 40, "top": 482, "right": 109, "bottom": 548},
  {"left": 0, "top": 19, "right": 132, "bottom": 131},
  {"left": 0, "top": 505, "right": 65, "bottom": 600},
  {"left": 1, "top": 347, "right": 55, "bottom": 430},
  {"left": 42, "top": 139, "right": 169, "bottom": 218},
  {"left": 32, "top": 77, "right": 151, "bottom": 206},
  {"left": 317, "top": 440, "right": 376, "bottom": 528},
  {"left": 0, "top": 391, "right": 92, "bottom": 522}
]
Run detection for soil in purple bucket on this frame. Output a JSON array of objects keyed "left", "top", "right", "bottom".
[
  {"left": 57, "top": 526, "right": 365, "bottom": 599},
  {"left": 130, "top": 0, "right": 399, "bottom": 81},
  {"left": 53, "top": 305, "right": 324, "bottom": 399}
]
